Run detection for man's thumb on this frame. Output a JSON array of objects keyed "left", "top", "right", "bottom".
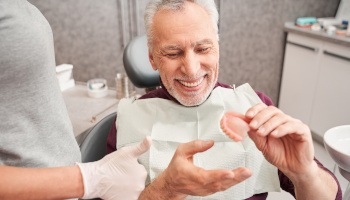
[
  {"left": 247, "top": 131, "right": 265, "bottom": 152},
  {"left": 181, "top": 140, "right": 214, "bottom": 157},
  {"left": 129, "top": 136, "right": 152, "bottom": 157}
]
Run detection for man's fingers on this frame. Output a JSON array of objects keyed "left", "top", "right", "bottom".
[
  {"left": 179, "top": 140, "right": 214, "bottom": 157},
  {"left": 206, "top": 167, "right": 252, "bottom": 182},
  {"left": 268, "top": 120, "right": 310, "bottom": 140},
  {"left": 245, "top": 103, "right": 268, "bottom": 119},
  {"left": 231, "top": 167, "right": 252, "bottom": 182},
  {"left": 128, "top": 136, "right": 152, "bottom": 157},
  {"left": 249, "top": 106, "right": 283, "bottom": 130},
  {"left": 247, "top": 130, "right": 267, "bottom": 152},
  {"left": 197, "top": 167, "right": 252, "bottom": 193},
  {"left": 255, "top": 113, "right": 288, "bottom": 136}
]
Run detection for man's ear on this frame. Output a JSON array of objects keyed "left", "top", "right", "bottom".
[{"left": 149, "top": 51, "right": 157, "bottom": 71}]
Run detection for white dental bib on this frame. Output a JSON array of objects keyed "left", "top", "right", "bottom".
[{"left": 117, "top": 83, "right": 280, "bottom": 199}]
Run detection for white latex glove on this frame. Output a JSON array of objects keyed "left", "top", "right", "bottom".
[{"left": 77, "top": 136, "right": 151, "bottom": 200}]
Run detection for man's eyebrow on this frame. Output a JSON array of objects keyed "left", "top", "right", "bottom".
[
  {"left": 161, "top": 45, "right": 182, "bottom": 51},
  {"left": 160, "top": 39, "right": 213, "bottom": 51},
  {"left": 194, "top": 39, "right": 213, "bottom": 46}
]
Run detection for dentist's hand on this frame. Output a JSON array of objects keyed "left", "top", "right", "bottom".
[{"left": 77, "top": 136, "right": 151, "bottom": 200}]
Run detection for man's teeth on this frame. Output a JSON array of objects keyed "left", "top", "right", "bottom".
[{"left": 179, "top": 78, "right": 204, "bottom": 87}]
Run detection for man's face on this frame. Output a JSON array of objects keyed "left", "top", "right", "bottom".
[{"left": 149, "top": 2, "right": 219, "bottom": 107}]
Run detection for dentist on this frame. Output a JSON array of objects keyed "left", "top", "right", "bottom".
[{"left": 0, "top": 0, "right": 150, "bottom": 199}]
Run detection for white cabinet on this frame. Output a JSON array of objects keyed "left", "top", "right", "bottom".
[
  {"left": 309, "top": 43, "right": 350, "bottom": 137},
  {"left": 279, "top": 34, "right": 322, "bottom": 125},
  {"left": 279, "top": 33, "right": 350, "bottom": 141}
]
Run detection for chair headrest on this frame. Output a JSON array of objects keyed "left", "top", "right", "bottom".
[{"left": 123, "top": 35, "right": 160, "bottom": 88}]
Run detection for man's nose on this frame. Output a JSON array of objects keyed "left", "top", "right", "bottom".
[{"left": 180, "top": 52, "right": 200, "bottom": 77}]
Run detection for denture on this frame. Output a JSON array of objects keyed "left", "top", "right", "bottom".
[{"left": 220, "top": 111, "right": 250, "bottom": 142}]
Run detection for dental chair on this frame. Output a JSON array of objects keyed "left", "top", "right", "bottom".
[
  {"left": 79, "top": 112, "right": 116, "bottom": 200},
  {"left": 80, "top": 112, "right": 116, "bottom": 163},
  {"left": 123, "top": 35, "right": 160, "bottom": 91}
]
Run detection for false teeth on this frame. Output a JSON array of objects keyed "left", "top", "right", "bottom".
[{"left": 220, "top": 112, "right": 250, "bottom": 142}]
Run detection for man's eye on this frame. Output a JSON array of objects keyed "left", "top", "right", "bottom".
[
  {"left": 197, "top": 47, "right": 210, "bottom": 53},
  {"left": 166, "top": 53, "right": 180, "bottom": 58}
]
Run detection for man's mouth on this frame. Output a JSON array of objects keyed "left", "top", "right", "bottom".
[{"left": 178, "top": 76, "right": 205, "bottom": 88}]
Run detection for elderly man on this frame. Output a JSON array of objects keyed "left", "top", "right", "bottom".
[{"left": 107, "top": 0, "right": 341, "bottom": 199}]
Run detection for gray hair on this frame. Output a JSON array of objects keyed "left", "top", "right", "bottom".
[{"left": 144, "top": 0, "right": 219, "bottom": 51}]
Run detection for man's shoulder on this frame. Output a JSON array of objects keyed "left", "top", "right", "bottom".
[
  {"left": 215, "top": 82, "right": 232, "bottom": 89},
  {"left": 255, "top": 91, "right": 274, "bottom": 106}
]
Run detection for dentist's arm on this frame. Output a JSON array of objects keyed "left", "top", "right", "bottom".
[
  {"left": 0, "top": 165, "right": 83, "bottom": 200},
  {"left": 0, "top": 136, "right": 151, "bottom": 200},
  {"left": 139, "top": 140, "right": 252, "bottom": 200}
]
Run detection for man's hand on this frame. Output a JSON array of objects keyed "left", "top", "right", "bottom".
[
  {"left": 243, "top": 103, "right": 339, "bottom": 199},
  {"left": 244, "top": 103, "right": 315, "bottom": 179},
  {"left": 77, "top": 136, "right": 151, "bottom": 200},
  {"left": 221, "top": 104, "right": 339, "bottom": 199},
  {"left": 140, "top": 140, "right": 252, "bottom": 199}
]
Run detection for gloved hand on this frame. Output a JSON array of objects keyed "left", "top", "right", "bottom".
[{"left": 77, "top": 136, "right": 151, "bottom": 200}]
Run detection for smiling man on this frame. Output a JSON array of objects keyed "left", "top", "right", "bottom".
[
  {"left": 149, "top": 4, "right": 219, "bottom": 107},
  {"left": 106, "top": 0, "right": 341, "bottom": 199}
]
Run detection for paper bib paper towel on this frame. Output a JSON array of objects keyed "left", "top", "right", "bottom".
[{"left": 117, "top": 83, "right": 280, "bottom": 199}]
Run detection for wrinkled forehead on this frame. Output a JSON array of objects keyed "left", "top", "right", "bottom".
[{"left": 151, "top": 3, "right": 218, "bottom": 49}]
